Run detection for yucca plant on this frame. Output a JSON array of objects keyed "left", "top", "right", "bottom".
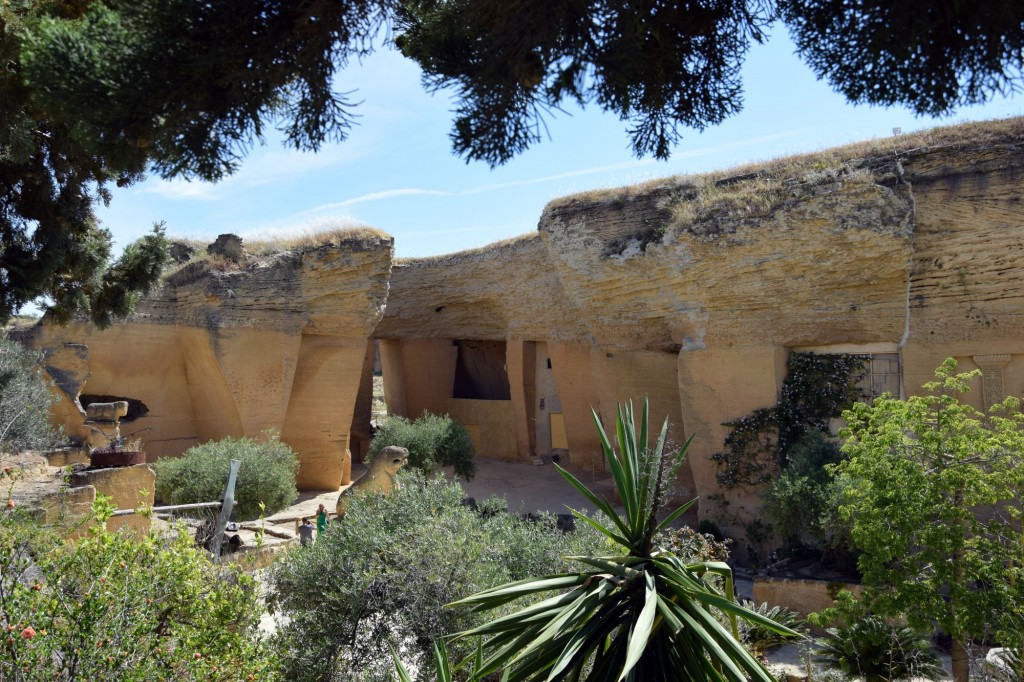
[
  {"left": 448, "top": 398, "right": 798, "bottom": 681},
  {"left": 392, "top": 640, "right": 459, "bottom": 682}
]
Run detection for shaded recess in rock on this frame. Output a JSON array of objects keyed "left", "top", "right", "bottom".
[{"left": 79, "top": 394, "right": 149, "bottom": 422}]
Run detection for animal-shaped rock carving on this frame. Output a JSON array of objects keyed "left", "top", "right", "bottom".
[
  {"left": 84, "top": 401, "right": 130, "bottom": 449},
  {"left": 85, "top": 401, "right": 128, "bottom": 423},
  {"left": 335, "top": 446, "right": 409, "bottom": 516}
]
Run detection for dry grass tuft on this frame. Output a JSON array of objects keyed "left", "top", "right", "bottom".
[
  {"left": 162, "top": 222, "right": 392, "bottom": 281},
  {"left": 547, "top": 116, "right": 1024, "bottom": 229},
  {"left": 243, "top": 225, "right": 391, "bottom": 256},
  {"left": 393, "top": 231, "right": 538, "bottom": 266}
]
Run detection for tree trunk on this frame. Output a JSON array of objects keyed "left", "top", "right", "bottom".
[{"left": 951, "top": 636, "right": 970, "bottom": 682}]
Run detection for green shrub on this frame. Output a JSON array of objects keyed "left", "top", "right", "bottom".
[
  {"left": 0, "top": 336, "right": 61, "bottom": 454},
  {"left": 735, "top": 600, "right": 807, "bottom": 656},
  {"left": 154, "top": 434, "right": 297, "bottom": 520},
  {"left": 811, "top": 593, "right": 943, "bottom": 682},
  {"left": 267, "top": 470, "right": 605, "bottom": 682},
  {"left": 0, "top": 490, "right": 279, "bottom": 681},
  {"left": 656, "top": 524, "right": 732, "bottom": 562},
  {"left": 368, "top": 411, "right": 475, "bottom": 479},
  {"left": 815, "top": 616, "right": 943, "bottom": 682},
  {"left": 763, "top": 430, "right": 851, "bottom": 554},
  {"left": 697, "top": 517, "right": 727, "bottom": 541}
]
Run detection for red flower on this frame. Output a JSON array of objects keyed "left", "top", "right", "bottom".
[
  {"left": 20, "top": 627, "right": 34, "bottom": 640},
  {"left": 6, "top": 499, "right": 13, "bottom": 509}
]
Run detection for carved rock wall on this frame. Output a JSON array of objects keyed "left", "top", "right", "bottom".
[
  {"left": 22, "top": 119, "right": 1024, "bottom": 530},
  {"left": 25, "top": 234, "right": 394, "bottom": 491},
  {"left": 377, "top": 118, "right": 1024, "bottom": 534}
]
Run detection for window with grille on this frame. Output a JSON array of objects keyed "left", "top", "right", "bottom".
[{"left": 857, "top": 353, "right": 901, "bottom": 400}]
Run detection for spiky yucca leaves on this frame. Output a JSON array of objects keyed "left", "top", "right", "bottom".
[{"left": 449, "top": 399, "right": 797, "bottom": 681}]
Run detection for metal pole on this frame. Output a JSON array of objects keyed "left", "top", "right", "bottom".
[
  {"left": 212, "top": 459, "right": 241, "bottom": 561},
  {"left": 110, "top": 501, "right": 222, "bottom": 517}
]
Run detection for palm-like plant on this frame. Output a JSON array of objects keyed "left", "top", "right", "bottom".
[
  {"left": 815, "top": 615, "right": 943, "bottom": 682},
  {"left": 735, "top": 600, "right": 807, "bottom": 656},
  {"left": 449, "top": 399, "right": 798, "bottom": 681}
]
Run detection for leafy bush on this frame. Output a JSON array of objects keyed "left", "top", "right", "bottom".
[
  {"left": 0, "top": 336, "right": 61, "bottom": 454},
  {"left": 0, "top": 490, "right": 279, "bottom": 681},
  {"left": 811, "top": 592, "right": 943, "bottom": 682},
  {"left": 368, "top": 411, "right": 475, "bottom": 479},
  {"left": 656, "top": 524, "right": 732, "bottom": 562},
  {"left": 698, "top": 517, "right": 727, "bottom": 541},
  {"left": 763, "top": 430, "right": 851, "bottom": 553},
  {"left": 154, "top": 434, "right": 297, "bottom": 520},
  {"left": 267, "top": 470, "right": 606, "bottom": 682},
  {"left": 712, "top": 352, "right": 866, "bottom": 489}
]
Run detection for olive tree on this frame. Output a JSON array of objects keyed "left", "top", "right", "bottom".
[
  {"left": 0, "top": 336, "right": 61, "bottom": 454},
  {"left": 837, "top": 359, "right": 1024, "bottom": 682},
  {"left": 267, "top": 471, "right": 607, "bottom": 681}
]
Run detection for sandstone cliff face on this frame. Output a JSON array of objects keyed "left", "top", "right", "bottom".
[
  {"left": 377, "top": 117, "right": 1024, "bottom": 535},
  {"left": 24, "top": 118, "right": 1024, "bottom": 534},
  {"left": 25, "top": 233, "right": 394, "bottom": 491}
]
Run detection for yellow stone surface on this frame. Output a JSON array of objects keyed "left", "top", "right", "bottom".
[
  {"left": 24, "top": 234, "right": 394, "bottom": 492},
  {"left": 21, "top": 119, "right": 1024, "bottom": 541},
  {"left": 377, "top": 118, "right": 1024, "bottom": 535}
]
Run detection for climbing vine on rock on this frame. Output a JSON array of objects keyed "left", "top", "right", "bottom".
[{"left": 711, "top": 352, "right": 867, "bottom": 489}]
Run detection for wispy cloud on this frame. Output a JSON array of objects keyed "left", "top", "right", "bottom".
[
  {"left": 296, "top": 188, "right": 452, "bottom": 216},
  {"left": 137, "top": 178, "right": 220, "bottom": 200},
  {"left": 283, "top": 127, "right": 814, "bottom": 225},
  {"left": 466, "top": 159, "right": 657, "bottom": 194}
]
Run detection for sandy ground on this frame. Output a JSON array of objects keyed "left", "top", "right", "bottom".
[{"left": 259, "top": 457, "right": 623, "bottom": 533}]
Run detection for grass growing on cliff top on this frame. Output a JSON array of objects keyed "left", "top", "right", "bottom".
[
  {"left": 161, "top": 224, "right": 392, "bottom": 280},
  {"left": 546, "top": 115, "right": 1024, "bottom": 225},
  {"left": 392, "top": 231, "right": 537, "bottom": 266},
  {"left": 243, "top": 225, "right": 391, "bottom": 255}
]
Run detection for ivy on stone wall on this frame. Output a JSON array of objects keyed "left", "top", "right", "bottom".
[{"left": 711, "top": 352, "right": 868, "bottom": 489}]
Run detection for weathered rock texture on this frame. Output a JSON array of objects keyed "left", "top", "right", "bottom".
[
  {"left": 1, "top": 451, "right": 152, "bottom": 536},
  {"left": 22, "top": 119, "right": 1024, "bottom": 536},
  {"left": 376, "top": 118, "right": 1024, "bottom": 535},
  {"left": 23, "top": 232, "right": 394, "bottom": 491}
]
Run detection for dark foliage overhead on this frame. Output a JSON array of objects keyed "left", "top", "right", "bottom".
[
  {"left": 395, "top": 0, "right": 772, "bottom": 166},
  {"left": 3, "top": 0, "right": 1022, "bottom": 323},
  {"left": 779, "top": 0, "right": 1024, "bottom": 116},
  {"left": 1, "top": 1, "right": 169, "bottom": 326}
]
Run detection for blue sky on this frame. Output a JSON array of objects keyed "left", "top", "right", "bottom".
[{"left": 96, "top": 27, "right": 1024, "bottom": 259}]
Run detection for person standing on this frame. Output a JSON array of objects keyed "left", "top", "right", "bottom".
[
  {"left": 298, "top": 517, "right": 315, "bottom": 547},
  {"left": 316, "top": 503, "right": 329, "bottom": 536}
]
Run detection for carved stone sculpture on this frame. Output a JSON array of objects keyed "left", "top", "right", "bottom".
[
  {"left": 335, "top": 445, "right": 409, "bottom": 516},
  {"left": 85, "top": 401, "right": 129, "bottom": 423}
]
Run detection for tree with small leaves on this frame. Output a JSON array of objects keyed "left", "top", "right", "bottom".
[
  {"left": 1, "top": 2, "right": 169, "bottom": 326},
  {"left": 837, "top": 359, "right": 1024, "bottom": 682}
]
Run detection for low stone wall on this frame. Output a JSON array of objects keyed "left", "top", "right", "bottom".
[
  {"left": 69, "top": 464, "right": 156, "bottom": 535},
  {"left": 447, "top": 398, "right": 519, "bottom": 461},
  {"left": 752, "top": 577, "right": 863, "bottom": 617}
]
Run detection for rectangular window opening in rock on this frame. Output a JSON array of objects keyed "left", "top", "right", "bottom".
[{"left": 452, "top": 340, "right": 512, "bottom": 400}]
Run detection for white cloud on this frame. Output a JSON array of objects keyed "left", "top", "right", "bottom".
[
  {"left": 296, "top": 188, "right": 452, "bottom": 216},
  {"left": 136, "top": 178, "right": 220, "bottom": 200}
]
